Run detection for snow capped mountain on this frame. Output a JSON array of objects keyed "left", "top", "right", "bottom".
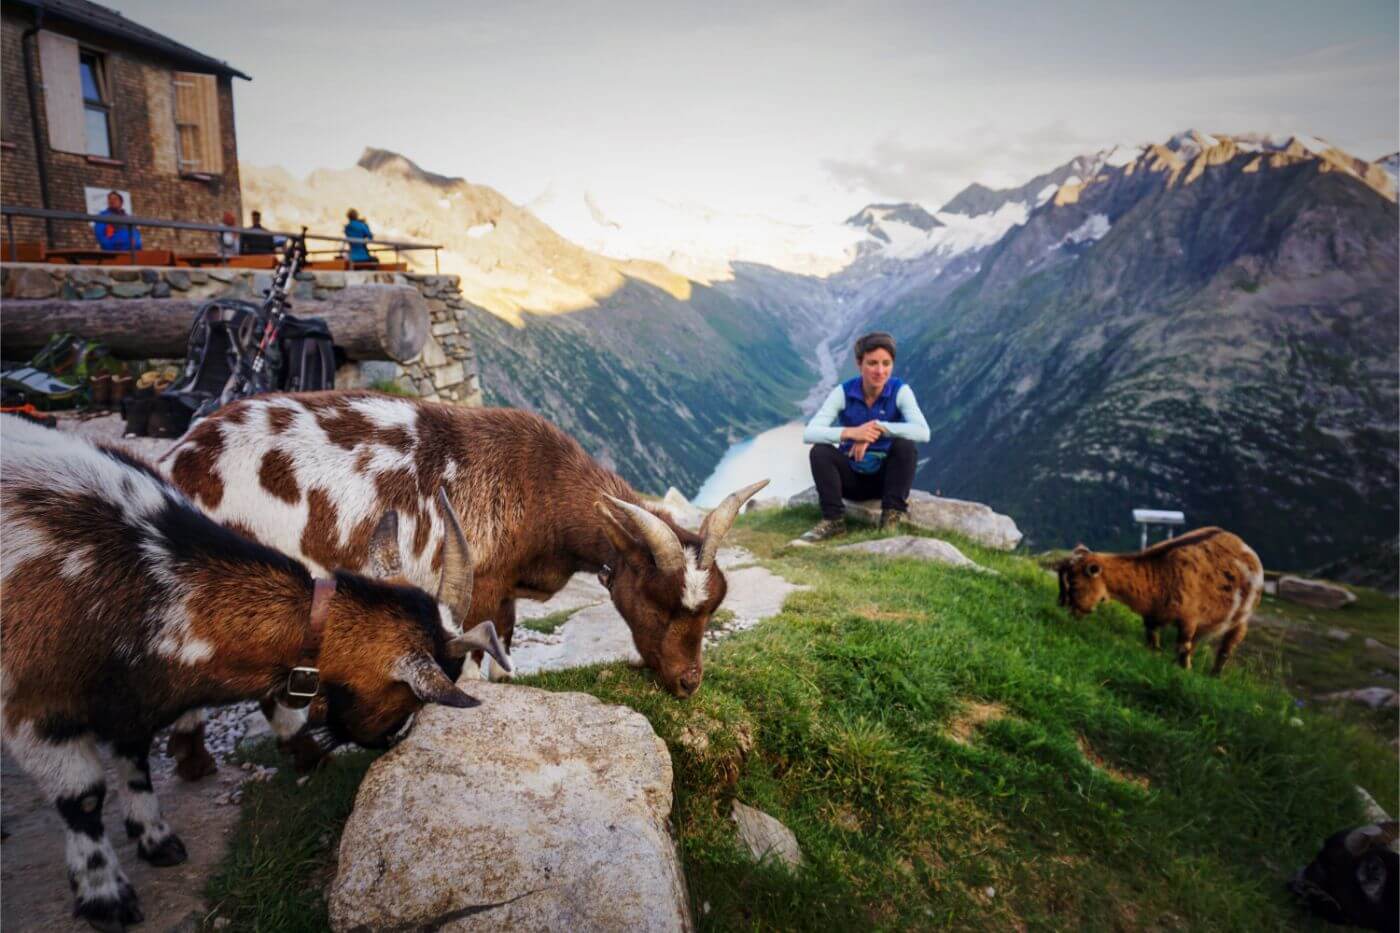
[
  {"left": 845, "top": 203, "right": 943, "bottom": 240},
  {"left": 525, "top": 182, "right": 866, "bottom": 282},
  {"left": 1381, "top": 153, "right": 1400, "bottom": 187}
]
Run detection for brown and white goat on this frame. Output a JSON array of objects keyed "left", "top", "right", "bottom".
[
  {"left": 0, "top": 415, "right": 506, "bottom": 932},
  {"left": 158, "top": 392, "right": 765, "bottom": 773},
  {"left": 1056, "top": 526, "right": 1263, "bottom": 674}
]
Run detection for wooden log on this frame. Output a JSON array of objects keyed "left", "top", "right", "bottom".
[{"left": 0, "top": 284, "right": 429, "bottom": 362}]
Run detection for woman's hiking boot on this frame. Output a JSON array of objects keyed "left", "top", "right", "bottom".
[
  {"left": 879, "top": 509, "right": 908, "bottom": 532},
  {"left": 799, "top": 518, "right": 846, "bottom": 543}
]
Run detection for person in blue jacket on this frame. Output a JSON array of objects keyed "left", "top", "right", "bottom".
[
  {"left": 344, "top": 208, "right": 373, "bottom": 263},
  {"left": 94, "top": 190, "right": 142, "bottom": 251},
  {"left": 799, "top": 331, "right": 930, "bottom": 542}
]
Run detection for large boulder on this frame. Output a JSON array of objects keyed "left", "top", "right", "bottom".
[
  {"left": 835, "top": 536, "right": 993, "bottom": 573},
  {"left": 787, "top": 487, "right": 1022, "bottom": 551},
  {"left": 1277, "top": 576, "right": 1358, "bottom": 610},
  {"left": 328, "top": 682, "right": 692, "bottom": 932}
]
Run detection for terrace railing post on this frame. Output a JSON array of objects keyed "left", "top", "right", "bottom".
[
  {"left": 127, "top": 223, "right": 136, "bottom": 264},
  {"left": 6, "top": 214, "right": 14, "bottom": 261}
]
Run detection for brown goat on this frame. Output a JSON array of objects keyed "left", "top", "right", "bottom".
[
  {"left": 1056, "top": 527, "right": 1263, "bottom": 674},
  {"left": 0, "top": 415, "right": 507, "bottom": 931},
  {"left": 158, "top": 392, "right": 766, "bottom": 776}
]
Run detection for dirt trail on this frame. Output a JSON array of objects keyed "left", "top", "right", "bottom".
[{"left": 1, "top": 705, "right": 262, "bottom": 932}]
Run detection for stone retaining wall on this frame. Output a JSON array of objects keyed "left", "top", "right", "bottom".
[{"left": 0, "top": 264, "right": 483, "bottom": 405}]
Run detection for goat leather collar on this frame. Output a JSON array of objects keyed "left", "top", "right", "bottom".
[{"left": 283, "top": 576, "right": 335, "bottom": 708}]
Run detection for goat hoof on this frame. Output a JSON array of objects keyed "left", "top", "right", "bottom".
[
  {"left": 76, "top": 879, "right": 143, "bottom": 931},
  {"left": 138, "top": 833, "right": 188, "bottom": 867}
]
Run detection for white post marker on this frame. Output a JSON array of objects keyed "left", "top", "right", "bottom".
[{"left": 1133, "top": 508, "right": 1185, "bottom": 550}]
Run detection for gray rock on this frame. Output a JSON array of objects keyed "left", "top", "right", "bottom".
[
  {"left": 109, "top": 269, "right": 140, "bottom": 282},
  {"left": 661, "top": 487, "right": 706, "bottom": 531},
  {"left": 81, "top": 285, "right": 108, "bottom": 300},
  {"left": 1277, "top": 576, "right": 1358, "bottom": 610},
  {"left": 431, "top": 362, "right": 465, "bottom": 388},
  {"left": 835, "top": 535, "right": 992, "bottom": 572},
  {"left": 140, "top": 268, "right": 159, "bottom": 283},
  {"left": 731, "top": 801, "right": 802, "bottom": 869},
  {"left": 316, "top": 271, "right": 346, "bottom": 289},
  {"left": 110, "top": 281, "right": 152, "bottom": 298},
  {"left": 328, "top": 682, "right": 692, "bottom": 933},
  {"left": 418, "top": 337, "right": 449, "bottom": 369},
  {"left": 5, "top": 267, "right": 58, "bottom": 299},
  {"left": 164, "top": 270, "right": 192, "bottom": 291},
  {"left": 744, "top": 497, "right": 786, "bottom": 513},
  {"left": 1318, "top": 687, "right": 1399, "bottom": 710},
  {"left": 1326, "top": 627, "right": 1351, "bottom": 642},
  {"left": 151, "top": 281, "right": 171, "bottom": 298},
  {"left": 786, "top": 487, "right": 1022, "bottom": 551}
]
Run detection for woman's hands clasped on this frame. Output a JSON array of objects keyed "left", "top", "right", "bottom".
[{"left": 841, "top": 421, "right": 885, "bottom": 462}]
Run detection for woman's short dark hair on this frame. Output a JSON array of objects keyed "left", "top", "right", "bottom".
[{"left": 854, "top": 331, "right": 896, "bottom": 362}]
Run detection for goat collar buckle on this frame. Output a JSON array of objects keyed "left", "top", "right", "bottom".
[
  {"left": 598, "top": 563, "right": 615, "bottom": 591},
  {"left": 284, "top": 577, "right": 335, "bottom": 707}
]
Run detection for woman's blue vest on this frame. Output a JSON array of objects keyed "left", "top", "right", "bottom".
[{"left": 838, "top": 376, "right": 905, "bottom": 466}]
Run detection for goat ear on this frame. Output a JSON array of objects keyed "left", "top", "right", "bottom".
[
  {"left": 595, "top": 501, "right": 638, "bottom": 554},
  {"left": 393, "top": 652, "right": 480, "bottom": 708},
  {"left": 367, "top": 511, "right": 403, "bottom": 578},
  {"left": 447, "top": 621, "right": 513, "bottom": 674}
]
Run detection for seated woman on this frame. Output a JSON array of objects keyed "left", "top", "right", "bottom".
[{"left": 800, "top": 331, "right": 930, "bottom": 542}]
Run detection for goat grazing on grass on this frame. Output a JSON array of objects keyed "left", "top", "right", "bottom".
[
  {"left": 159, "top": 392, "right": 766, "bottom": 777},
  {"left": 1056, "top": 527, "right": 1263, "bottom": 674},
  {"left": 0, "top": 415, "right": 506, "bottom": 931}
]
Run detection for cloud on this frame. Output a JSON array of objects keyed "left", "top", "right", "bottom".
[{"left": 821, "top": 121, "right": 1108, "bottom": 208}]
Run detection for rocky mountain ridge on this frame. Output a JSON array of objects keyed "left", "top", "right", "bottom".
[{"left": 865, "top": 129, "right": 1399, "bottom": 569}]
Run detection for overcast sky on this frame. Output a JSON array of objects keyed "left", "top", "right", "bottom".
[{"left": 116, "top": 0, "right": 1399, "bottom": 221}]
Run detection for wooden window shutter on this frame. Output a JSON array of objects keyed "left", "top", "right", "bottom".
[
  {"left": 37, "top": 31, "right": 84, "bottom": 153},
  {"left": 173, "top": 72, "right": 222, "bottom": 174}
]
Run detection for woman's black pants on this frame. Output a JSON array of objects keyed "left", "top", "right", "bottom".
[{"left": 809, "top": 438, "right": 917, "bottom": 520}]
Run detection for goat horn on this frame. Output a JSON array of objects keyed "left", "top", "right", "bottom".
[
  {"left": 698, "top": 479, "right": 769, "bottom": 569},
  {"left": 448, "top": 621, "right": 513, "bottom": 673},
  {"left": 1345, "top": 825, "right": 1385, "bottom": 856},
  {"left": 604, "top": 495, "right": 685, "bottom": 576},
  {"left": 435, "top": 488, "right": 473, "bottom": 619}
]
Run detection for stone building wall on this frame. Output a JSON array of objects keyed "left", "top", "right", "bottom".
[
  {"left": 1, "top": 6, "right": 243, "bottom": 250},
  {"left": 0, "top": 264, "right": 482, "bottom": 406}
]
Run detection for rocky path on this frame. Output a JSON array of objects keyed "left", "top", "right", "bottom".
[{"left": 1, "top": 705, "right": 268, "bottom": 932}]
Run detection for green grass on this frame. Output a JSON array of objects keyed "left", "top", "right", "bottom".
[
  {"left": 204, "top": 744, "right": 381, "bottom": 931},
  {"left": 368, "top": 378, "right": 416, "bottom": 397},
  {"left": 207, "top": 506, "right": 1398, "bottom": 931},
  {"left": 519, "top": 606, "right": 581, "bottom": 635}
]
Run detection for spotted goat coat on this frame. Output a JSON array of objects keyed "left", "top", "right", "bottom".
[
  {"left": 160, "top": 392, "right": 767, "bottom": 772},
  {"left": 1056, "top": 526, "right": 1264, "bottom": 674},
  {"left": 0, "top": 414, "right": 492, "bottom": 931}
]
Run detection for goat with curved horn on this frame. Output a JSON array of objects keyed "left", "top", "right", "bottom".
[
  {"left": 698, "top": 479, "right": 770, "bottom": 569},
  {"left": 435, "top": 488, "right": 473, "bottom": 618},
  {"left": 604, "top": 495, "right": 686, "bottom": 575}
]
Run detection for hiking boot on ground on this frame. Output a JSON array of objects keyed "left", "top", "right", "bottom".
[
  {"left": 799, "top": 518, "right": 847, "bottom": 543},
  {"left": 879, "top": 509, "right": 908, "bottom": 532}
]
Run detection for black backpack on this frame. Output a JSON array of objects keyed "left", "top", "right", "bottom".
[{"left": 123, "top": 300, "right": 337, "bottom": 438}]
